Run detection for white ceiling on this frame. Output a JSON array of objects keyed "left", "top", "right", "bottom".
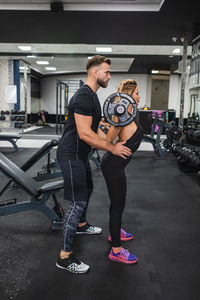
[
  {"left": 0, "top": 0, "right": 165, "bottom": 11},
  {"left": 0, "top": 43, "right": 192, "bottom": 75}
]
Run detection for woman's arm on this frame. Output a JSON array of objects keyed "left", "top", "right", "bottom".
[{"left": 106, "top": 125, "right": 121, "bottom": 143}]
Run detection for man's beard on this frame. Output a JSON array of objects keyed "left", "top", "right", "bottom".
[{"left": 97, "top": 78, "right": 108, "bottom": 88}]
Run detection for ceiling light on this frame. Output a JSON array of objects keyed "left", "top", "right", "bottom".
[
  {"left": 96, "top": 47, "right": 112, "bottom": 53},
  {"left": 19, "top": 66, "right": 29, "bottom": 70},
  {"left": 88, "top": 56, "right": 94, "bottom": 59},
  {"left": 18, "top": 45, "right": 32, "bottom": 51},
  {"left": 27, "top": 55, "right": 37, "bottom": 58},
  {"left": 169, "top": 55, "right": 174, "bottom": 58},
  {"left": 45, "top": 67, "right": 56, "bottom": 71},
  {"left": 172, "top": 48, "right": 181, "bottom": 54},
  {"left": 151, "top": 70, "right": 159, "bottom": 74},
  {"left": 36, "top": 61, "right": 49, "bottom": 65}
]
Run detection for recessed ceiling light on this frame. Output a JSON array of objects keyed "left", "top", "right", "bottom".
[
  {"left": 96, "top": 47, "right": 112, "bottom": 53},
  {"left": 27, "top": 55, "right": 37, "bottom": 58},
  {"left": 18, "top": 45, "right": 32, "bottom": 51},
  {"left": 45, "top": 67, "right": 56, "bottom": 71},
  {"left": 172, "top": 48, "right": 181, "bottom": 54},
  {"left": 19, "top": 66, "right": 29, "bottom": 70},
  {"left": 151, "top": 70, "right": 159, "bottom": 74},
  {"left": 172, "top": 37, "right": 177, "bottom": 42},
  {"left": 36, "top": 61, "right": 49, "bottom": 65}
]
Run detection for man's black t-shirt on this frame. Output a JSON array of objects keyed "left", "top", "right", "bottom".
[{"left": 57, "top": 84, "right": 101, "bottom": 161}]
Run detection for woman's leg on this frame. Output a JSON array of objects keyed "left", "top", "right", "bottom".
[{"left": 101, "top": 153, "right": 130, "bottom": 247}]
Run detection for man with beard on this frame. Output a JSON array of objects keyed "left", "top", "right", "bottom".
[{"left": 56, "top": 55, "right": 131, "bottom": 274}]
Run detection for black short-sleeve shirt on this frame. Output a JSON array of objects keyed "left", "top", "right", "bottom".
[{"left": 57, "top": 84, "right": 101, "bottom": 161}]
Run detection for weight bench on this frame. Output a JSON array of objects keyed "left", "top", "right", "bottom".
[
  {"left": 0, "top": 152, "right": 64, "bottom": 230},
  {"left": 0, "top": 138, "right": 61, "bottom": 197},
  {"left": 0, "top": 133, "right": 21, "bottom": 151},
  {"left": 21, "top": 138, "right": 61, "bottom": 182}
]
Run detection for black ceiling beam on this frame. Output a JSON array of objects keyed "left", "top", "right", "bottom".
[{"left": 0, "top": 0, "right": 199, "bottom": 45}]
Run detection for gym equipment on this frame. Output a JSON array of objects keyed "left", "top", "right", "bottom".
[
  {"left": 179, "top": 32, "right": 188, "bottom": 129},
  {"left": 184, "top": 128, "right": 200, "bottom": 146},
  {"left": 0, "top": 133, "right": 21, "bottom": 151},
  {"left": 187, "top": 94, "right": 200, "bottom": 129},
  {"left": 174, "top": 144, "right": 200, "bottom": 173},
  {"left": 0, "top": 152, "right": 64, "bottom": 230},
  {"left": 55, "top": 79, "right": 84, "bottom": 134},
  {"left": 0, "top": 138, "right": 61, "bottom": 198},
  {"left": 103, "top": 92, "right": 137, "bottom": 127},
  {"left": 0, "top": 115, "right": 6, "bottom": 121},
  {"left": 166, "top": 126, "right": 182, "bottom": 141},
  {"left": 143, "top": 111, "right": 182, "bottom": 158},
  {"left": 11, "top": 110, "right": 17, "bottom": 114},
  {"left": 143, "top": 111, "right": 168, "bottom": 158}
]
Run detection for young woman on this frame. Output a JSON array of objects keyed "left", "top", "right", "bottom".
[{"left": 100, "top": 79, "right": 143, "bottom": 264}]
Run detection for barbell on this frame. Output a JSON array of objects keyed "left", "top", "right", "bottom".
[{"left": 103, "top": 92, "right": 137, "bottom": 127}]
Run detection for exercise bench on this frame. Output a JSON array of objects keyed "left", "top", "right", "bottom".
[
  {"left": 0, "top": 152, "right": 64, "bottom": 230},
  {"left": 0, "top": 133, "right": 21, "bottom": 151},
  {"left": 0, "top": 138, "right": 61, "bottom": 197}
]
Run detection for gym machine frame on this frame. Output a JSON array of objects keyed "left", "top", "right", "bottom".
[{"left": 0, "top": 153, "right": 64, "bottom": 230}]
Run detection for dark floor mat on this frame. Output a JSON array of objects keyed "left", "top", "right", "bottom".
[{"left": 0, "top": 151, "right": 200, "bottom": 300}]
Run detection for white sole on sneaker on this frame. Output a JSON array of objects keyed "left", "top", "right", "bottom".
[
  {"left": 56, "top": 262, "right": 90, "bottom": 274},
  {"left": 76, "top": 227, "right": 102, "bottom": 235}
]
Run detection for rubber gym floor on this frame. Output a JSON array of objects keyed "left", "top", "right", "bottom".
[{"left": 0, "top": 131, "right": 200, "bottom": 300}]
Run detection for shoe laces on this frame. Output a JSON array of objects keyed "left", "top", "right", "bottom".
[
  {"left": 120, "top": 248, "right": 129, "bottom": 259},
  {"left": 120, "top": 228, "right": 126, "bottom": 235}
]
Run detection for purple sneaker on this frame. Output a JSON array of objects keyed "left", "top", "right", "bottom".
[
  {"left": 109, "top": 247, "right": 138, "bottom": 264},
  {"left": 108, "top": 228, "right": 133, "bottom": 242}
]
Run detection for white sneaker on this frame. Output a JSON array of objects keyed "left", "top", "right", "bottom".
[
  {"left": 56, "top": 253, "right": 89, "bottom": 274},
  {"left": 76, "top": 223, "right": 102, "bottom": 235}
]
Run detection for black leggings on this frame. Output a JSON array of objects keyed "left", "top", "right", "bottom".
[
  {"left": 101, "top": 153, "right": 132, "bottom": 247},
  {"left": 58, "top": 158, "right": 93, "bottom": 251},
  {"left": 101, "top": 127, "right": 143, "bottom": 247}
]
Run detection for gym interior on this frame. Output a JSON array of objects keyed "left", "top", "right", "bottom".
[{"left": 0, "top": 1, "right": 200, "bottom": 299}]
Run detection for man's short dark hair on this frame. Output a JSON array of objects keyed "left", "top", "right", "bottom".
[{"left": 86, "top": 55, "right": 111, "bottom": 71}]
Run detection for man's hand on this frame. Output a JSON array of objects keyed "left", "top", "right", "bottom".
[
  {"left": 99, "top": 117, "right": 111, "bottom": 129},
  {"left": 110, "top": 141, "right": 132, "bottom": 159}
]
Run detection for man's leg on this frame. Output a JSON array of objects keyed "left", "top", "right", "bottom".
[
  {"left": 56, "top": 159, "right": 90, "bottom": 273},
  {"left": 77, "top": 158, "right": 102, "bottom": 235}
]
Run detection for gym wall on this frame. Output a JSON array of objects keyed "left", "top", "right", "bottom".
[
  {"left": 20, "top": 74, "right": 31, "bottom": 114},
  {"left": 40, "top": 73, "right": 152, "bottom": 114},
  {"left": 0, "top": 59, "right": 13, "bottom": 112}
]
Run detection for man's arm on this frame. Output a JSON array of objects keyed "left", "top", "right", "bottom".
[{"left": 75, "top": 113, "right": 131, "bottom": 159}]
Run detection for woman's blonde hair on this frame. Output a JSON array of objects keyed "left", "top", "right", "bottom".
[
  {"left": 114, "top": 79, "right": 137, "bottom": 105},
  {"left": 111, "top": 79, "right": 137, "bottom": 123},
  {"left": 117, "top": 79, "right": 137, "bottom": 95}
]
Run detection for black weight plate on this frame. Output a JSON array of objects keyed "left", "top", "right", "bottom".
[{"left": 103, "top": 92, "right": 137, "bottom": 127}]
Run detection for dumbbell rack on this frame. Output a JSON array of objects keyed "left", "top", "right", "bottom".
[
  {"left": 10, "top": 110, "right": 26, "bottom": 129},
  {"left": 0, "top": 110, "right": 25, "bottom": 132}
]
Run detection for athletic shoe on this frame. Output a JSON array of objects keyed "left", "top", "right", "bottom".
[
  {"left": 108, "top": 247, "right": 138, "bottom": 264},
  {"left": 108, "top": 228, "right": 133, "bottom": 242},
  {"left": 76, "top": 223, "right": 102, "bottom": 235},
  {"left": 56, "top": 253, "right": 89, "bottom": 274}
]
